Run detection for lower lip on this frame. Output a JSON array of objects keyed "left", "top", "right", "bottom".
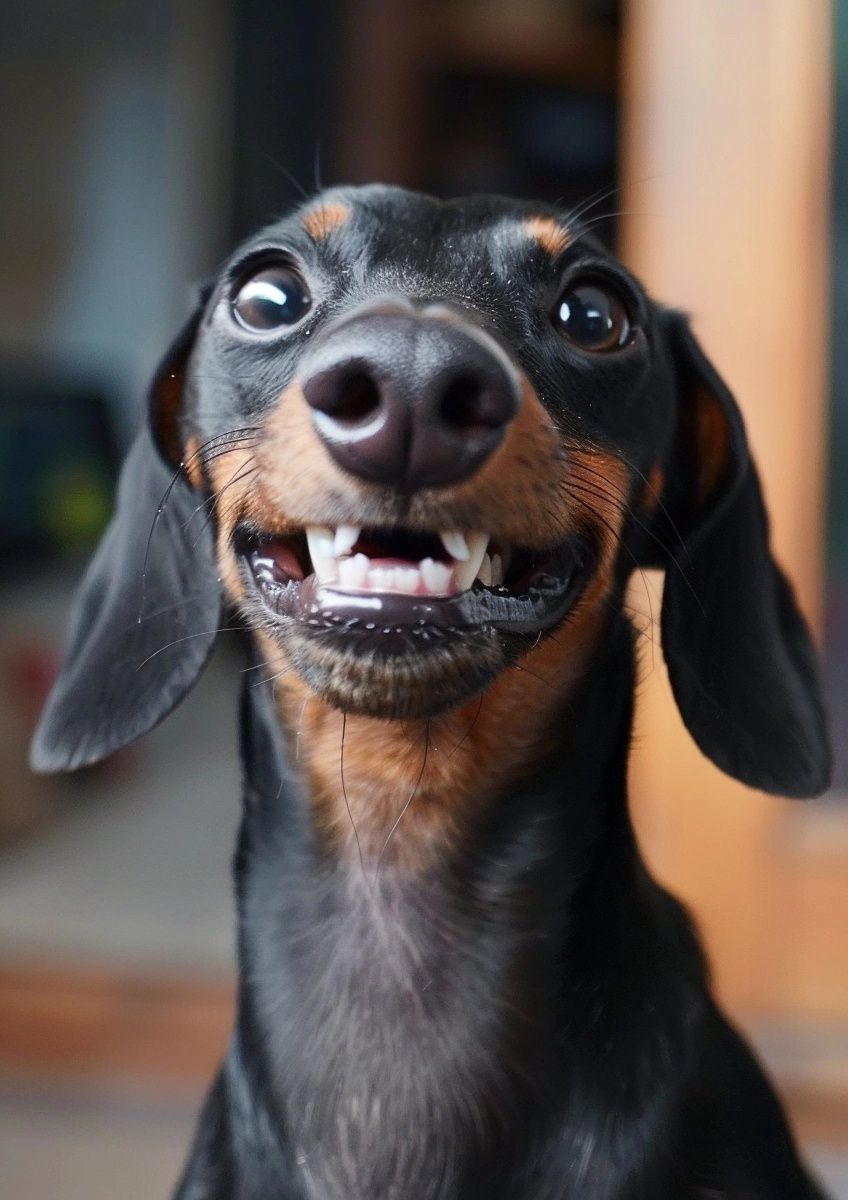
[{"left": 243, "top": 557, "right": 590, "bottom": 636}]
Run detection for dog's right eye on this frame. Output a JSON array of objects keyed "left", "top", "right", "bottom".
[{"left": 232, "top": 264, "right": 312, "bottom": 331}]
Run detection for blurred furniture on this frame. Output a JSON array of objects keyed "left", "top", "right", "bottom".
[{"left": 337, "top": 0, "right": 619, "bottom": 242}]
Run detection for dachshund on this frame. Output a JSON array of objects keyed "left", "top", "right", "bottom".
[{"left": 32, "top": 186, "right": 832, "bottom": 1199}]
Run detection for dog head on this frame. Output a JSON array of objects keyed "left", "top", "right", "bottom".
[{"left": 32, "top": 185, "right": 830, "bottom": 797}]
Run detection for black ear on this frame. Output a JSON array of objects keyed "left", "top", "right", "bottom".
[
  {"left": 31, "top": 296, "right": 222, "bottom": 772},
  {"left": 656, "top": 312, "right": 831, "bottom": 798}
]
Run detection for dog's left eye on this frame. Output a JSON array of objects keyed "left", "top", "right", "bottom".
[
  {"left": 553, "top": 280, "right": 631, "bottom": 352},
  {"left": 232, "top": 264, "right": 312, "bottom": 331}
]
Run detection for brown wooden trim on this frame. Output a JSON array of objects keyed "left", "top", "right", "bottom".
[
  {"left": 0, "top": 959, "right": 233, "bottom": 1088},
  {"left": 1, "top": 958, "right": 845, "bottom": 1147}
]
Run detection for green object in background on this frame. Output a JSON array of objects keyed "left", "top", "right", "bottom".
[
  {"left": 0, "top": 375, "right": 119, "bottom": 567},
  {"left": 41, "top": 466, "right": 112, "bottom": 551}
]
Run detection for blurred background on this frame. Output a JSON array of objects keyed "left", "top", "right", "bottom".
[{"left": 0, "top": 1, "right": 845, "bottom": 1196}]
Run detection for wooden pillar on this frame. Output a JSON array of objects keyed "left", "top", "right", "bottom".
[{"left": 619, "top": 0, "right": 833, "bottom": 1013}]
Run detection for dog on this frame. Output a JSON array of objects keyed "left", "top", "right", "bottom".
[{"left": 32, "top": 185, "right": 832, "bottom": 1199}]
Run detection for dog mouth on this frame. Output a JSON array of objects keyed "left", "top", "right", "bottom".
[{"left": 236, "top": 522, "right": 594, "bottom": 639}]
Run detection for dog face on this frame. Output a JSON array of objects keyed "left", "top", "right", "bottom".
[
  {"left": 178, "top": 187, "right": 669, "bottom": 719},
  {"left": 32, "top": 186, "right": 830, "bottom": 798}
]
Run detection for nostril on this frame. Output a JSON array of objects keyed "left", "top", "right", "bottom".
[
  {"left": 439, "top": 373, "right": 511, "bottom": 432},
  {"left": 304, "top": 365, "right": 382, "bottom": 427},
  {"left": 332, "top": 370, "right": 382, "bottom": 425}
]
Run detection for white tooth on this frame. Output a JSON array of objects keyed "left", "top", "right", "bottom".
[
  {"left": 476, "top": 553, "right": 493, "bottom": 587},
  {"left": 453, "top": 532, "right": 490, "bottom": 592},
  {"left": 338, "top": 553, "right": 369, "bottom": 589},
  {"left": 491, "top": 553, "right": 504, "bottom": 586},
  {"left": 395, "top": 567, "right": 421, "bottom": 594},
  {"left": 334, "top": 525, "right": 360, "bottom": 556},
  {"left": 369, "top": 566, "right": 395, "bottom": 591},
  {"left": 305, "top": 525, "right": 337, "bottom": 584},
  {"left": 420, "top": 558, "right": 454, "bottom": 595},
  {"left": 440, "top": 530, "right": 470, "bottom": 561},
  {"left": 306, "top": 525, "right": 335, "bottom": 557}
]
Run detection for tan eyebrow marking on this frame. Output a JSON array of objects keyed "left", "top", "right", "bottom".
[
  {"left": 524, "top": 215, "right": 570, "bottom": 257},
  {"left": 302, "top": 202, "right": 351, "bottom": 240}
]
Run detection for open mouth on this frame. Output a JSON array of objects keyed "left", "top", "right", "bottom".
[{"left": 237, "top": 522, "right": 594, "bottom": 639}]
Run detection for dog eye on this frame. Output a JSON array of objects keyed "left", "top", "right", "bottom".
[
  {"left": 232, "top": 264, "right": 311, "bottom": 331},
  {"left": 553, "top": 280, "right": 631, "bottom": 352}
]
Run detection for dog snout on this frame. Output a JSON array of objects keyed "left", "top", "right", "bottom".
[{"left": 301, "top": 310, "right": 521, "bottom": 490}]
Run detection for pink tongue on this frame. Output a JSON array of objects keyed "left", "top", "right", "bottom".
[{"left": 268, "top": 540, "right": 305, "bottom": 582}]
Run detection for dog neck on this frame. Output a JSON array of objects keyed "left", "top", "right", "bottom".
[
  {"left": 255, "top": 595, "right": 614, "bottom": 872},
  {"left": 234, "top": 618, "right": 640, "bottom": 1199}
]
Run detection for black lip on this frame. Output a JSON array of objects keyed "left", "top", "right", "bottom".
[{"left": 239, "top": 535, "right": 594, "bottom": 643}]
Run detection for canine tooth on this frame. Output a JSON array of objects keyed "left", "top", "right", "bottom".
[
  {"left": 420, "top": 558, "right": 453, "bottom": 594},
  {"left": 334, "top": 525, "right": 360, "bottom": 556},
  {"left": 305, "top": 525, "right": 334, "bottom": 555},
  {"left": 305, "top": 526, "right": 337, "bottom": 584},
  {"left": 338, "top": 553, "right": 369, "bottom": 589},
  {"left": 476, "top": 553, "right": 493, "bottom": 587},
  {"left": 440, "top": 530, "right": 470, "bottom": 561},
  {"left": 453, "top": 532, "right": 490, "bottom": 592},
  {"left": 491, "top": 553, "right": 504, "bottom": 586}
]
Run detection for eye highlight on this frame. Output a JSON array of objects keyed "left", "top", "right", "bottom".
[
  {"left": 232, "top": 262, "right": 311, "bottom": 332},
  {"left": 553, "top": 279, "right": 632, "bottom": 352}
]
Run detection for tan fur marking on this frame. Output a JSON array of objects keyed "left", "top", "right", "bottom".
[
  {"left": 203, "top": 372, "right": 631, "bottom": 871},
  {"left": 302, "top": 202, "right": 351, "bottom": 241},
  {"left": 258, "top": 445, "right": 628, "bottom": 870},
  {"left": 183, "top": 435, "right": 204, "bottom": 490},
  {"left": 156, "top": 366, "right": 189, "bottom": 465},
  {"left": 524, "top": 215, "right": 570, "bottom": 258},
  {"left": 204, "top": 444, "right": 259, "bottom": 606},
  {"left": 257, "top": 630, "right": 595, "bottom": 870},
  {"left": 692, "top": 381, "right": 731, "bottom": 505},
  {"left": 258, "top": 378, "right": 576, "bottom": 550},
  {"left": 640, "top": 463, "right": 664, "bottom": 515}
]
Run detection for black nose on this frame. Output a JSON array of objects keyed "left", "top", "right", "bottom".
[{"left": 300, "top": 311, "right": 521, "bottom": 490}]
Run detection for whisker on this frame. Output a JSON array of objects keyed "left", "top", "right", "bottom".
[
  {"left": 612, "top": 448, "right": 693, "bottom": 563},
  {"left": 262, "top": 152, "right": 310, "bottom": 201},
  {"left": 138, "top": 429, "right": 261, "bottom": 624},
  {"left": 563, "top": 182, "right": 623, "bottom": 229},
  {"left": 134, "top": 625, "right": 244, "bottom": 671},
  {"left": 250, "top": 663, "right": 294, "bottom": 689},
  {"left": 295, "top": 693, "right": 310, "bottom": 761},
  {"left": 340, "top": 713, "right": 365, "bottom": 877},
  {"left": 182, "top": 455, "right": 257, "bottom": 532},
  {"left": 133, "top": 592, "right": 231, "bottom": 628},
  {"left": 566, "top": 462, "right": 705, "bottom": 616},
  {"left": 563, "top": 476, "right": 657, "bottom": 644},
  {"left": 192, "top": 464, "right": 259, "bottom": 549},
  {"left": 446, "top": 693, "right": 485, "bottom": 760},
  {"left": 376, "top": 722, "right": 430, "bottom": 879}
]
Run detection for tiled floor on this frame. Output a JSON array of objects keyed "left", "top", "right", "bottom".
[{"left": 0, "top": 1084, "right": 196, "bottom": 1200}]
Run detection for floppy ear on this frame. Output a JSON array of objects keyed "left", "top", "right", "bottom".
[
  {"left": 655, "top": 312, "right": 831, "bottom": 798},
  {"left": 31, "top": 295, "right": 223, "bottom": 772}
]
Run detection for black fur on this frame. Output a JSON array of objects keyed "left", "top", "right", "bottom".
[{"left": 33, "top": 186, "right": 831, "bottom": 1198}]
